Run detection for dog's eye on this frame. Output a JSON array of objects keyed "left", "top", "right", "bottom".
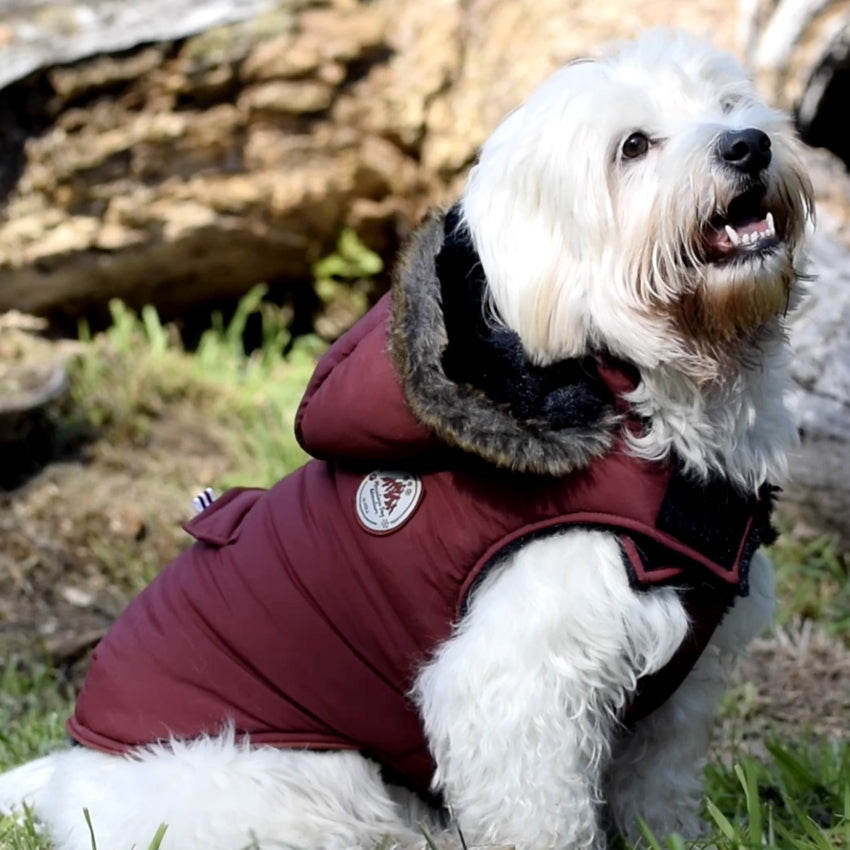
[
  {"left": 621, "top": 132, "right": 650, "bottom": 160},
  {"left": 721, "top": 98, "right": 738, "bottom": 114}
]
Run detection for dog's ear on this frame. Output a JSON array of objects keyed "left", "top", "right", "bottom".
[
  {"left": 458, "top": 63, "right": 617, "bottom": 365},
  {"left": 459, "top": 181, "right": 592, "bottom": 364}
]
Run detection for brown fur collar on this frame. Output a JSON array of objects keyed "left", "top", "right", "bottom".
[{"left": 388, "top": 207, "right": 621, "bottom": 476}]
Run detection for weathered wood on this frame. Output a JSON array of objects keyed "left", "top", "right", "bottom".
[
  {"left": 0, "top": 313, "right": 68, "bottom": 441},
  {"left": 0, "top": 0, "right": 431, "bottom": 325}
]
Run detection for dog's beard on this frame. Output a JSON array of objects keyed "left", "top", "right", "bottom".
[
  {"left": 673, "top": 260, "right": 795, "bottom": 354},
  {"left": 636, "top": 249, "right": 802, "bottom": 382},
  {"left": 619, "top": 146, "right": 813, "bottom": 378}
]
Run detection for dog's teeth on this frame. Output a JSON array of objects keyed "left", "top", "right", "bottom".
[
  {"left": 766, "top": 211, "right": 775, "bottom": 236},
  {"left": 724, "top": 224, "right": 741, "bottom": 246}
]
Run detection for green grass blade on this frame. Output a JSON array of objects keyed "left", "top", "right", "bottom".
[
  {"left": 766, "top": 743, "right": 822, "bottom": 797},
  {"left": 636, "top": 817, "right": 666, "bottom": 850},
  {"left": 83, "top": 808, "right": 97, "bottom": 850},
  {"left": 141, "top": 305, "right": 168, "bottom": 356},
  {"left": 706, "top": 797, "right": 738, "bottom": 841},
  {"left": 735, "top": 761, "right": 762, "bottom": 845},
  {"left": 665, "top": 832, "right": 687, "bottom": 850},
  {"left": 781, "top": 793, "right": 837, "bottom": 850},
  {"left": 146, "top": 823, "right": 168, "bottom": 850},
  {"left": 225, "top": 284, "right": 267, "bottom": 349}
]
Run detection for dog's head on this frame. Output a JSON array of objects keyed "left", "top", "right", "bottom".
[{"left": 460, "top": 29, "right": 814, "bottom": 379}]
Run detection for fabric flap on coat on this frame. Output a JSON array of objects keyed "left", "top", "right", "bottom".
[{"left": 183, "top": 487, "right": 265, "bottom": 546}]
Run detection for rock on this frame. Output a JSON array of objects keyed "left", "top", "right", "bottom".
[
  {"left": 777, "top": 138, "right": 850, "bottom": 545},
  {"left": 797, "top": 22, "right": 850, "bottom": 170},
  {"left": 785, "top": 215, "right": 850, "bottom": 544},
  {"left": 0, "top": 0, "right": 747, "bottom": 326},
  {"left": 0, "top": 312, "right": 69, "bottom": 442},
  {"left": 0, "top": 0, "right": 431, "bottom": 327},
  {"left": 0, "top": 312, "right": 73, "bottom": 490}
]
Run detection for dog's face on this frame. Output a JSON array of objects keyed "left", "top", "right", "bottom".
[{"left": 461, "top": 30, "right": 814, "bottom": 377}]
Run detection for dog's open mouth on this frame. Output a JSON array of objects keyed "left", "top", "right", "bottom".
[{"left": 704, "top": 186, "right": 781, "bottom": 263}]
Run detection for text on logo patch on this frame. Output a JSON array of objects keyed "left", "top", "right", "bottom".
[{"left": 355, "top": 470, "right": 423, "bottom": 535}]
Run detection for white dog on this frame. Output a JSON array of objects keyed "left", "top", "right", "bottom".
[{"left": 0, "top": 29, "right": 812, "bottom": 850}]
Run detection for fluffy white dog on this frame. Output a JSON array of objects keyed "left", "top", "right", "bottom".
[{"left": 0, "top": 29, "right": 813, "bottom": 850}]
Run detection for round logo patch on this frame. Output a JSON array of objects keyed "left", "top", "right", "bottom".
[{"left": 355, "top": 470, "right": 423, "bottom": 535}]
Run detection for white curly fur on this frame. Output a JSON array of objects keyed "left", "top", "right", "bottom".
[
  {"left": 414, "top": 532, "right": 691, "bottom": 849},
  {"left": 0, "top": 29, "right": 811, "bottom": 850},
  {"left": 463, "top": 31, "right": 811, "bottom": 376}
]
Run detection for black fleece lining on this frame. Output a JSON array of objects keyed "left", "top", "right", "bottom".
[
  {"left": 617, "top": 534, "right": 735, "bottom": 593},
  {"left": 436, "top": 204, "right": 612, "bottom": 430},
  {"left": 656, "top": 472, "right": 755, "bottom": 566},
  {"left": 655, "top": 473, "right": 778, "bottom": 595}
]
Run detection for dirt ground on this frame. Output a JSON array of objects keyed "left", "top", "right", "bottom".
[
  {"left": 0, "top": 392, "right": 235, "bottom": 681},
  {"left": 715, "top": 623, "right": 850, "bottom": 760},
  {"left": 0, "top": 336, "right": 847, "bottom": 754}
]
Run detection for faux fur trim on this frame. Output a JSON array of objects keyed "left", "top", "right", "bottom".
[{"left": 389, "top": 207, "right": 619, "bottom": 476}]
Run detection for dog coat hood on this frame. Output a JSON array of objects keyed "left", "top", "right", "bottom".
[{"left": 68, "top": 208, "right": 775, "bottom": 797}]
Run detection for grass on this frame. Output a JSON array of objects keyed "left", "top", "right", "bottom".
[
  {"left": 697, "top": 742, "right": 850, "bottom": 849},
  {"left": 83, "top": 810, "right": 167, "bottom": 850},
  {"left": 0, "top": 661, "right": 72, "bottom": 767},
  {"left": 631, "top": 740, "right": 850, "bottom": 850},
  {"left": 1, "top": 666, "right": 846, "bottom": 850},
  {"left": 67, "top": 284, "right": 323, "bottom": 489},
  {"left": 0, "top": 285, "right": 325, "bottom": 847},
  {"left": 0, "top": 276, "right": 847, "bottom": 847},
  {"left": 0, "top": 661, "right": 72, "bottom": 850},
  {"left": 770, "top": 526, "right": 850, "bottom": 638}
]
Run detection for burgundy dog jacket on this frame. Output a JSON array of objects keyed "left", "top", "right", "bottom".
[{"left": 67, "top": 213, "right": 772, "bottom": 797}]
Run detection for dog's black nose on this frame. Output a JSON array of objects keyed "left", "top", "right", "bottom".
[{"left": 717, "top": 128, "right": 772, "bottom": 174}]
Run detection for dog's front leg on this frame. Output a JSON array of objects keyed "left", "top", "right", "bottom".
[
  {"left": 605, "top": 551, "right": 776, "bottom": 844},
  {"left": 413, "top": 531, "right": 691, "bottom": 850}
]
